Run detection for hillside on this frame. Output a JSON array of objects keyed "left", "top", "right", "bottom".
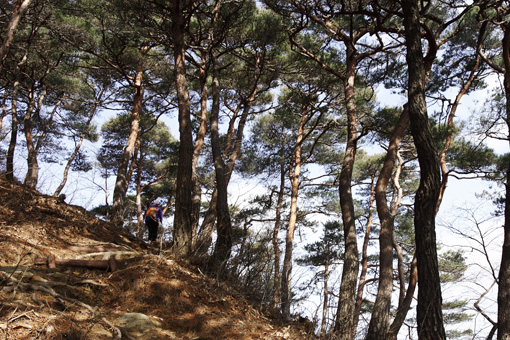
[{"left": 0, "top": 177, "right": 312, "bottom": 340}]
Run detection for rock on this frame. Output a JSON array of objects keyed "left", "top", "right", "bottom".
[{"left": 116, "top": 312, "right": 162, "bottom": 339}]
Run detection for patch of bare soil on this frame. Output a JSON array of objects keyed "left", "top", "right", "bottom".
[{"left": 0, "top": 177, "right": 313, "bottom": 340}]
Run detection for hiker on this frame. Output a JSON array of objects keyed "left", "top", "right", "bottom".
[{"left": 144, "top": 200, "right": 163, "bottom": 243}]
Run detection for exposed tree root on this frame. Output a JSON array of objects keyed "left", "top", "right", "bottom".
[{"left": 3, "top": 275, "right": 123, "bottom": 339}]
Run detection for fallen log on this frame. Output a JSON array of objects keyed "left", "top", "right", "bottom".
[
  {"left": 67, "top": 245, "right": 122, "bottom": 252},
  {"left": 34, "top": 255, "right": 117, "bottom": 272}
]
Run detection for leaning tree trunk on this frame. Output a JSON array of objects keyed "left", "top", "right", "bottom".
[
  {"left": 402, "top": 0, "right": 446, "bottom": 338},
  {"left": 0, "top": 0, "right": 32, "bottom": 71},
  {"left": 366, "top": 107, "right": 409, "bottom": 340},
  {"left": 54, "top": 86, "right": 104, "bottom": 197},
  {"left": 5, "top": 15, "right": 30, "bottom": 182},
  {"left": 389, "top": 255, "right": 418, "bottom": 338},
  {"left": 111, "top": 67, "right": 144, "bottom": 226},
  {"left": 437, "top": 21, "right": 485, "bottom": 213}
]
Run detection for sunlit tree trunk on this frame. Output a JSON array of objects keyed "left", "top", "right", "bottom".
[
  {"left": 281, "top": 108, "right": 306, "bottom": 319},
  {"left": 0, "top": 0, "right": 32, "bottom": 71},
  {"left": 54, "top": 86, "right": 105, "bottom": 197},
  {"left": 437, "top": 22, "right": 486, "bottom": 212},
  {"left": 389, "top": 256, "right": 417, "bottom": 338},
  {"left": 111, "top": 67, "right": 144, "bottom": 226},
  {"left": 135, "top": 150, "right": 145, "bottom": 239},
  {"left": 354, "top": 175, "right": 376, "bottom": 334},
  {"left": 24, "top": 67, "right": 62, "bottom": 189},
  {"left": 386, "top": 147, "right": 412, "bottom": 340},
  {"left": 366, "top": 107, "right": 409, "bottom": 339},
  {"left": 334, "top": 45, "right": 359, "bottom": 340}
]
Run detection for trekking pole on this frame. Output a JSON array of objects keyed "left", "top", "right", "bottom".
[{"left": 158, "top": 221, "right": 163, "bottom": 253}]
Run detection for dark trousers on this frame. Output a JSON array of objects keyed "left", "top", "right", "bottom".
[{"left": 146, "top": 219, "right": 159, "bottom": 242}]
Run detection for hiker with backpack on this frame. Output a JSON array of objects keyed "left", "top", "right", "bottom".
[{"left": 144, "top": 200, "right": 163, "bottom": 243}]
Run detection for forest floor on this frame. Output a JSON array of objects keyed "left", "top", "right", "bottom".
[{"left": 0, "top": 177, "right": 314, "bottom": 340}]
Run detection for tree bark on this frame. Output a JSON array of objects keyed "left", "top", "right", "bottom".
[
  {"left": 0, "top": 0, "right": 32, "bottom": 72},
  {"left": 171, "top": 0, "right": 194, "bottom": 257},
  {"left": 191, "top": 52, "right": 209, "bottom": 244},
  {"left": 54, "top": 86, "right": 105, "bottom": 197},
  {"left": 354, "top": 175, "right": 375, "bottom": 334},
  {"left": 366, "top": 107, "right": 409, "bottom": 339},
  {"left": 402, "top": 0, "right": 446, "bottom": 338},
  {"left": 272, "top": 157, "right": 285, "bottom": 313},
  {"left": 498, "top": 21, "right": 510, "bottom": 340},
  {"left": 111, "top": 67, "right": 144, "bottom": 226},
  {"left": 436, "top": 21, "right": 486, "bottom": 213},
  {"left": 194, "top": 56, "right": 261, "bottom": 257},
  {"left": 389, "top": 255, "right": 417, "bottom": 339},
  {"left": 193, "top": 99, "right": 253, "bottom": 256},
  {"left": 135, "top": 151, "right": 145, "bottom": 239},
  {"left": 23, "top": 87, "right": 39, "bottom": 189},
  {"left": 6, "top": 74, "right": 20, "bottom": 182},
  {"left": 333, "top": 45, "right": 359, "bottom": 340},
  {"left": 281, "top": 106, "right": 307, "bottom": 319},
  {"left": 208, "top": 56, "right": 232, "bottom": 274},
  {"left": 321, "top": 249, "right": 329, "bottom": 337}
]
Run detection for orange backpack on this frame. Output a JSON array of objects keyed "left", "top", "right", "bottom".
[{"left": 146, "top": 206, "right": 158, "bottom": 221}]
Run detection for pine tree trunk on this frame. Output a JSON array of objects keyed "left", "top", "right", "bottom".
[
  {"left": 0, "top": 0, "right": 32, "bottom": 71},
  {"left": 389, "top": 256, "right": 417, "bottom": 338},
  {"left": 366, "top": 107, "right": 409, "bottom": 339},
  {"left": 6, "top": 80, "right": 19, "bottom": 182},
  {"left": 272, "top": 158, "right": 285, "bottom": 313},
  {"left": 402, "top": 1, "right": 446, "bottom": 338},
  {"left": 321, "top": 250, "right": 329, "bottom": 337},
  {"left": 354, "top": 176, "right": 375, "bottom": 334},
  {"left": 280, "top": 106, "right": 306, "bottom": 319},
  {"left": 23, "top": 91, "right": 38, "bottom": 189},
  {"left": 171, "top": 0, "right": 194, "bottom": 257},
  {"left": 191, "top": 53, "right": 209, "bottom": 244},
  {"left": 135, "top": 163, "right": 144, "bottom": 239},
  {"left": 209, "top": 57, "right": 232, "bottom": 273},
  {"left": 111, "top": 67, "right": 144, "bottom": 226},
  {"left": 54, "top": 116, "right": 89, "bottom": 197},
  {"left": 334, "top": 48, "right": 359, "bottom": 340},
  {"left": 194, "top": 90, "right": 255, "bottom": 256},
  {"left": 437, "top": 22, "right": 485, "bottom": 213},
  {"left": 497, "top": 23, "right": 510, "bottom": 340}
]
